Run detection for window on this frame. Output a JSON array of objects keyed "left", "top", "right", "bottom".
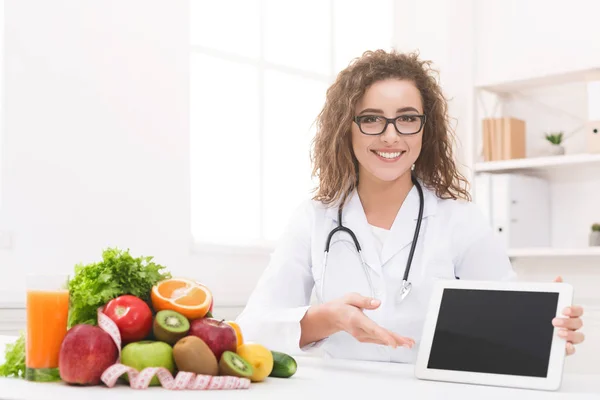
[
  {"left": 190, "top": 0, "right": 393, "bottom": 248},
  {"left": 0, "top": 1, "right": 3, "bottom": 213}
]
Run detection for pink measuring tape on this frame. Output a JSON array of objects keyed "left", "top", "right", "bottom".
[{"left": 97, "top": 308, "right": 251, "bottom": 390}]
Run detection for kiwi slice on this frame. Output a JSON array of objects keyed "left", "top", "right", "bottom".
[
  {"left": 153, "top": 310, "right": 190, "bottom": 345},
  {"left": 218, "top": 351, "right": 253, "bottom": 378}
]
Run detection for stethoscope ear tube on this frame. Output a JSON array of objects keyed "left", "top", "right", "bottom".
[
  {"left": 404, "top": 174, "right": 424, "bottom": 282},
  {"left": 324, "top": 206, "right": 363, "bottom": 252}
]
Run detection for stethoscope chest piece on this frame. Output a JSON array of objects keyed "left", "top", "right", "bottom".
[{"left": 396, "top": 280, "right": 412, "bottom": 303}]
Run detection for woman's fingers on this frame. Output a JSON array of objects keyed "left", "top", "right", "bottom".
[
  {"left": 352, "top": 314, "right": 414, "bottom": 348},
  {"left": 557, "top": 329, "right": 585, "bottom": 344},
  {"left": 356, "top": 336, "right": 393, "bottom": 346},
  {"left": 340, "top": 300, "right": 415, "bottom": 349},
  {"left": 362, "top": 322, "right": 397, "bottom": 347},
  {"left": 563, "top": 305, "right": 584, "bottom": 318},
  {"left": 390, "top": 331, "right": 415, "bottom": 348},
  {"left": 553, "top": 316, "right": 583, "bottom": 331},
  {"left": 566, "top": 342, "right": 576, "bottom": 355},
  {"left": 343, "top": 292, "right": 381, "bottom": 310},
  {"left": 349, "top": 314, "right": 395, "bottom": 347}
]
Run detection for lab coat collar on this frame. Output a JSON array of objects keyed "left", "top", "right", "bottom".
[
  {"left": 380, "top": 181, "right": 437, "bottom": 266},
  {"left": 325, "top": 180, "right": 438, "bottom": 270}
]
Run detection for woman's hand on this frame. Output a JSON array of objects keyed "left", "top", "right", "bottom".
[
  {"left": 328, "top": 293, "right": 415, "bottom": 349},
  {"left": 552, "top": 276, "right": 585, "bottom": 355}
]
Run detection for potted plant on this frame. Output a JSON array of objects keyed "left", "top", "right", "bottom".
[
  {"left": 544, "top": 131, "right": 565, "bottom": 155},
  {"left": 591, "top": 223, "right": 600, "bottom": 246}
]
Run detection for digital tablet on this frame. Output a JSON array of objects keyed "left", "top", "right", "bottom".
[{"left": 415, "top": 279, "right": 573, "bottom": 391}]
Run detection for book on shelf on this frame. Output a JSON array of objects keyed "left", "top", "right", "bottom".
[{"left": 482, "top": 117, "right": 526, "bottom": 162}]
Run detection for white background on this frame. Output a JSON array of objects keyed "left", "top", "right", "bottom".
[{"left": 0, "top": 0, "right": 599, "bottom": 374}]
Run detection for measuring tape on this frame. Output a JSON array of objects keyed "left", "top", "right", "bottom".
[{"left": 96, "top": 307, "right": 251, "bottom": 390}]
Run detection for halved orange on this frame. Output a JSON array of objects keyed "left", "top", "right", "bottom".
[{"left": 151, "top": 278, "right": 212, "bottom": 320}]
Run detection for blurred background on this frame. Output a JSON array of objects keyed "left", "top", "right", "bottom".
[{"left": 0, "top": 0, "right": 599, "bottom": 374}]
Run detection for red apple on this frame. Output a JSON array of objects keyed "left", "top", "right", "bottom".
[
  {"left": 189, "top": 318, "right": 236, "bottom": 360},
  {"left": 103, "top": 295, "right": 153, "bottom": 344},
  {"left": 59, "top": 324, "right": 118, "bottom": 385}
]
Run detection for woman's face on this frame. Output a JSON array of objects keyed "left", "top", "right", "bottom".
[{"left": 351, "top": 78, "right": 424, "bottom": 184}]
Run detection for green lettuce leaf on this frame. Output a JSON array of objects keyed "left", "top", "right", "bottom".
[
  {"left": 0, "top": 331, "right": 26, "bottom": 378},
  {"left": 67, "top": 247, "right": 172, "bottom": 327}
]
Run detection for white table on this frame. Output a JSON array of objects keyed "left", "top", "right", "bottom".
[{"left": 1, "top": 335, "right": 598, "bottom": 399}]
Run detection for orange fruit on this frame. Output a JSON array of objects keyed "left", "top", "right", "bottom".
[
  {"left": 225, "top": 321, "right": 243, "bottom": 347},
  {"left": 151, "top": 278, "right": 212, "bottom": 320},
  {"left": 195, "top": 281, "right": 214, "bottom": 312}
]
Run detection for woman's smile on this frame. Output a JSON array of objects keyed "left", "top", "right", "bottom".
[{"left": 371, "top": 149, "right": 406, "bottom": 162}]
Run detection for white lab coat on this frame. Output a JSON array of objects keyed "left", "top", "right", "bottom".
[{"left": 236, "top": 181, "right": 516, "bottom": 363}]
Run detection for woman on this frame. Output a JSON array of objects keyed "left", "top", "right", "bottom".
[{"left": 236, "top": 49, "right": 584, "bottom": 363}]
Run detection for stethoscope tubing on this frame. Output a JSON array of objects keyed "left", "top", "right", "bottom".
[{"left": 320, "top": 174, "right": 424, "bottom": 303}]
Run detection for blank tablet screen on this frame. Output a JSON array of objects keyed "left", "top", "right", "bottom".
[{"left": 427, "top": 289, "right": 559, "bottom": 377}]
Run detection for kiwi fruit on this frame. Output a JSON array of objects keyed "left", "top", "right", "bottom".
[
  {"left": 173, "top": 336, "right": 218, "bottom": 376},
  {"left": 218, "top": 351, "right": 253, "bottom": 378},
  {"left": 153, "top": 310, "right": 190, "bottom": 345}
]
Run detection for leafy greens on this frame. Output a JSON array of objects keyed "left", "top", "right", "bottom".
[
  {"left": 0, "top": 332, "right": 25, "bottom": 378},
  {"left": 68, "top": 247, "right": 172, "bottom": 327}
]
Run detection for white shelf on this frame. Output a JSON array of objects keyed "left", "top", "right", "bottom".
[
  {"left": 0, "top": 291, "right": 25, "bottom": 309},
  {"left": 475, "top": 66, "right": 600, "bottom": 93},
  {"left": 508, "top": 247, "right": 600, "bottom": 258},
  {"left": 474, "top": 153, "right": 600, "bottom": 173}
]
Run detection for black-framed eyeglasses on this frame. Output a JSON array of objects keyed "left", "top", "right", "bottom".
[{"left": 353, "top": 114, "right": 427, "bottom": 135}]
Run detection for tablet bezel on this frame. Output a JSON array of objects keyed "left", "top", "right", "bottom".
[{"left": 415, "top": 279, "right": 573, "bottom": 391}]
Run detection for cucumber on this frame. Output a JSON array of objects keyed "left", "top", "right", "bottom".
[{"left": 269, "top": 351, "right": 297, "bottom": 378}]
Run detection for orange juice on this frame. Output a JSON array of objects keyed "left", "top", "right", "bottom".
[{"left": 25, "top": 288, "right": 69, "bottom": 381}]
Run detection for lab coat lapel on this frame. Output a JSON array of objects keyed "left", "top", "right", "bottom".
[
  {"left": 380, "top": 183, "right": 436, "bottom": 266},
  {"left": 327, "top": 190, "right": 383, "bottom": 277}
]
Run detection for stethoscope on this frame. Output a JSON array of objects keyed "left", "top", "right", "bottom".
[{"left": 321, "top": 173, "right": 424, "bottom": 304}]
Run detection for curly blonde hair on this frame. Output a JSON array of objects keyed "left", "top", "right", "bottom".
[{"left": 310, "top": 49, "right": 471, "bottom": 206}]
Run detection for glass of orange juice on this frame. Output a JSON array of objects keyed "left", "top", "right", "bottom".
[{"left": 25, "top": 273, "right": 70, "bottom": 382}]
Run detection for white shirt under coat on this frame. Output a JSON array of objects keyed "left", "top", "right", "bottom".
[{"left": 236, "top": 181, "right": 516, "bottom": 363}]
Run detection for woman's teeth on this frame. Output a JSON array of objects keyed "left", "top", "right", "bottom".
[{"left": 374, "top": 150, "right": 403, "bottom": 159}]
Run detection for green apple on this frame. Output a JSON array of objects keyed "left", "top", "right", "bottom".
[{"left": 120, "top": 340, "right": 175, "bottom": 386}]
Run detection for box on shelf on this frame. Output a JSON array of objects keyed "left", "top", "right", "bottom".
[
  {"left": 586, "top": 80, "right": 600, "bottom": 153},
  {"left": 474, "top": 173, "right": 551, "bottom": 250},
  {"left": 482, "top": 117, "right": 526, "bottom": 162},
  {"left": 586, "top": 120, "right": 600, "bottom": 153}
]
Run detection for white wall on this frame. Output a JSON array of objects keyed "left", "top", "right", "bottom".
[
  {"left": 0, "top": 0, "right": 269, "bottom": 315},
  {"left": 474, "top": 0, "right": 600, "bottom": 87},
  {"left": 0, "top": 0, "right": 190, "bottom": 291}
]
